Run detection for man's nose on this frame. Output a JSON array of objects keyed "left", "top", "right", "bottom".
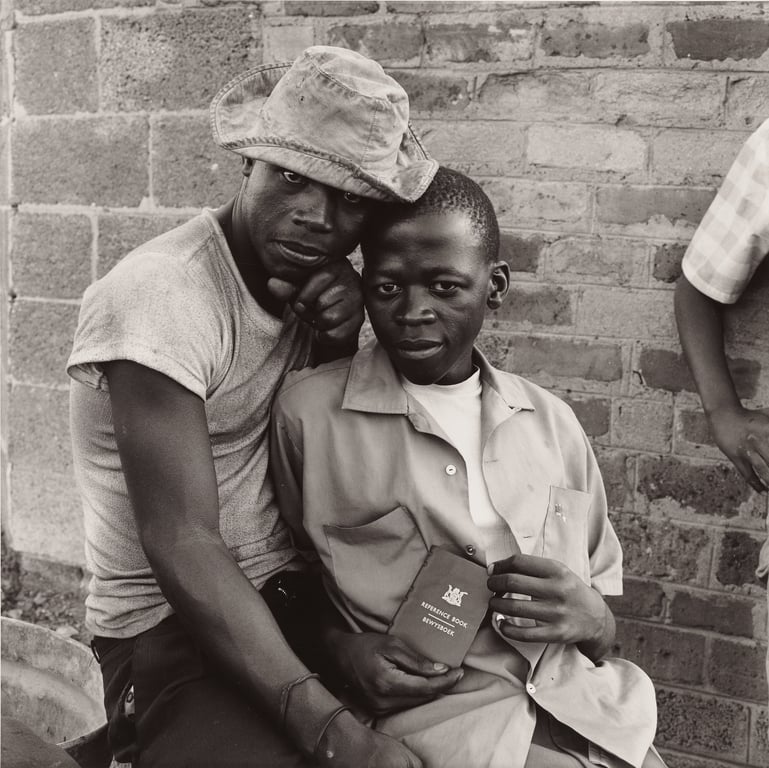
[
  {"left": 293, "top": 185, "right": 334, "bottom": 233},
  {"left": 397, "top": 289, "right": 436, "bottom": 325}
]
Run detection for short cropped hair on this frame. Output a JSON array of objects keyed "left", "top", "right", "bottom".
[{"left": 361, "top": 166, "right": 500, "bottom": 262}]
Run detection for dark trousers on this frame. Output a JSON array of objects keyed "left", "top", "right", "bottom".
[{"left": 92, "top": 575, "right": 318, "bottom": 768}]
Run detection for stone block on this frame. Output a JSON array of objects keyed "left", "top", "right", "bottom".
[
  {"left": 326, "top": 22, "right": 422, "bottom": 65},
  {"left": 577, "top": 288, "right": 676, "bottom": 340},
  {"left": 751, "top": 707, "right": 769, "bottom": 768},
  {"left": 8, "top": 300, "right": 80, "bottom": 387},
  {"left": 708, "top": 637, "right": 767, "bottom": 701},
  {"left": 11, "top": 213, "right": 92, "bottom": 299},
  {"left": 612, "top": 398, "right": 673, "bottom": 453},
  {"left": 263, "top": 24, "right": 315, "bottom": 63},
  {"left": 716, "top": 530, "right": 765, "bottom": 589},
  {"left": 100, "top": 9, "right": 258, "bottom": 112},
  {"left": 652, "top": 243, "right": 686, "bottom": 284},
  {"left": 675, "top": 410, "right": 723, "bottom": 461},
  {"left": 508, "top": 336, "right": 623, "bottom": 383},
  {"left": 591, "top": 71, "right": 725, "bottom": 127},
  {"left": 638, "top": 347, "right": 697, "bottom": 394},
  {"left": 284, "top": 1, "right": 378, "bottom": 15},
  {"left": 14, "top": 18, "right": 97, "bottom": 115},
  {"left": 637, "top": 455, "right": 754, "bottom": 520},
  {"left": 0, "top": 122, "right": 8, "bottom": 208},
  {"left": 499, "top": 233, "right": 543, "bottom": 274},
  {"left": 724, "top": 291, "right": 769, "bottom": 356},
  {"left": 16, "top": 0, "right": 151, "bottom": 11},
  {"left": 726, "top": 74, "right": 769, "bottom": 129},
  {"left": 8, "top": 467, "right": 84, "bottom": 567},
  {"left": 388, "top": 71, "right": 473, "bottom": 115},
  {"left": 613, "top": 619, "right": 705, "bottom": 685},
  {"left": 655, "top": 687, "right": 749, "bottom": 762},
  {"left": 562, "top": 395, "right": 610, "bottom": 439},
  {"left": 152, "top": 115, "right": 242, "bottom": 209},
  {"left": 605, "top": 576, "right": 665, "bottom": 620},
  {"left": 482, "top": 179, "right": 589, "bottom": 229},
  {"left": 475, "top": 330, "right": 513, "bottom": 370},
  {"left": 669, "top": 588, "right": 757, "bottom": 638},
  {"left": 491, "top": 284, "right": 572, "bottom": 327},
  {"left": 652, "top": 129, "right": 750, "bottom": 184},
  {"left": 8, "top": 386, "right": 72, "bottom": 474},
  {"left": 424, "top": 17, "right": 535, "bottom": 64},
  {"left": 595, "top": 448, "right": 635, "bottom": 511},
  {"left": 13, "top": 117, "right": 149, "bottom": 207},
  {"left": 98, "top": 214, "right": 189, "bottom": 277},
  {"left": 610, "top": 512, "right": 711, "bottom": 584},
  {"left": 412, "top": 120, "right": 525, "bottom": 176},
  {"left": 528, "top": 124, "right": 646, "bottom": 173},
  {"left": 667, "top": 18, "right": 769, "bottom": 63},
  {"left": 541, "top": 20, "right": 650, "bottom": 60},
  {"left": 545, "top": 237, "right": 648, "bottom": 287}
]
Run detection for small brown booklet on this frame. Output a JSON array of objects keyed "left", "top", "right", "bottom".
[{"left": 387, "top": 547, "right": 493, "bottom": 667}]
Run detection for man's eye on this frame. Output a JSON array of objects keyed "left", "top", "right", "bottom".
[
  {"left": 343, "top": 191, "right": 363, "bottom": 204},
  {"left": 432, "top": 281, "right": 457, "bottom": 294},
  {"left": 376, "top": 283, "right": 400, "bottom": 295},
  {"left": 281, "top": 170, "right": 305, "bottom": 185}
]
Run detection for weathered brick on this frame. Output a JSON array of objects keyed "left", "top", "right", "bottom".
[
  {"left": 15, "top": 19, "right": 97, "bottom": 115},
  {"left": 388, "top": 71, "right": 473, "bottom": 115},
  {"left": 669, "top": 589, "right": 757, "bottom": 637},
  {"left": 386, "top": 2, "right": 518, "bottom": 11},
  {"left": 263, "top": 24, "right": 315, "bottom": 63},
  {"left": 11, "top": 213, "right": 92, "bottom": 299},
  {"left": 595, "top": 448, "right": 635, "bottom": 510},
  {"left": 98, "top": 214, "right": 188, "bottom": 277},
  {"left": 13, "top": 117, "right": 148, "bottom": 207},
  {"left": 508, "top": 336, "right": 623, "bottom": 382},
  {"left": 577, "top": 288, "right": 676, "bottom": 340},
  {"left": 678, "top": 410, "right": 717, "bottom": 450},
  {"left": 724, "top": 293, "right": 769, "bottom": 355},
  {"left": 716, "top": 530, "right": 765, "bottom": 588},
  {"left": 610, "top": 512, "right": 711, "bottom": 583},
  {"left": 546, "top": 237, "right": 648, "bottom": 287},
  {"left": 591, "top": 72, "right": 725, "bottom": 127},
  {"left": 655, "top": 687, "right": 749, "bottom": 761},
  {"left": 652, "top": 243, "right": 686, "bottom": 284},
  {"left": 499, "top": 233, "right": 543, "bottom": 274},
  {"left": 658, "top": 752, "right": 749, "bottom": 768},
  {"left": 16, "top": 0, "right": 151, "bottom": 12},
  {"left": 605, "top": 577, "right": 665, "bottom": 620},
  {"left": 475, "top": 71, "right": 592, "bottom": 121},
  {"left": 668, "top": 18, "right": 769, "bottom": 63},
  {"left": 285, "top": 1, "right": 378, "bottom": 15},
  {"left": 528, "top": 124, "right": 646, "bottom": 173},
  {"left": 413, "top": 120, "right": 524, "bottom": 176},
  {"left": 612, "top": 398, "right": 673, "bottom": 453},
  {"left": 8, "top": 468, "right": 84, "bottom": 566},
  {"left": 152, "top": 115, "right": 241, "bottom": 209},
  {"left": 638, "top": 456, "right": 752, "bottom": 519},
  {"left": 541, "top": 20, "right": 650, "bottom": 59},
  {"left": 327, "top": 22, "right": 422, "bottom": 65},
  {"left": 8, "top": 300, "right": 79, "bottom": 387},
  {"left": 751, "top": 707, "right": 769, "bottom": 768},
  {"left": 481, "top": 179, "right": 589, "bottom": 229},
  {"left": 708, "top": 637, "right": 767, "bottom": 701},
  {"left": 491, "top": 285, "right": 572, "bottom": 327},
  {"left": 0, "top": 123, "right": 8, "bottom": 207},
  {"left": 475, "top": 330, "right": 514, "bottom": 369},
  {"left": 726, "top": 74, "right": 769, "bottom": 129},
  {"left": 562, "top": 395, "right": 610, "bottom": 438},
  {"left": 613, "top": 620, "right": 705, "bottom": 685},
  {"left": 100, "top": 9, "right": 258, "bottom": 112},
  {"left": 596, "top": 186, "right": 715, "bottom": 233},
  {"left": 8, "top": 386, "right": 72, "bottom": 474},
  {"left": 652, "top": 130, "right": 750, "bottom": 184},
  {"left": 424, "top": 18, "right": 535, "bottom": 64}
]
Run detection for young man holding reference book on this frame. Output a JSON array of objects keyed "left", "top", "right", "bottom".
[{"left": 270, "top": 167, "right": 665, "bottom": 768}]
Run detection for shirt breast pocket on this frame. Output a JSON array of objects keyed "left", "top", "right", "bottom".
[
  {"left": 323, "top": 505, "right": 428, "bottom": 630},
  {"left": 542, "top": 486, "right": 592, "bottom": 585}
]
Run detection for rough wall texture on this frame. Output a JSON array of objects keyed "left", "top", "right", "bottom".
[{"left": 1, "top": 1, "right": 768, "bottom": 765}]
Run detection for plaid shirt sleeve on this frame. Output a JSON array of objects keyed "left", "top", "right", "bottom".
[{"left": 682, "top": 117, "right": 769, "bottom": 304}]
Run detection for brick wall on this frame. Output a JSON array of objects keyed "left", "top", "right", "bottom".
[{"left": 2, "top": 1, "right": 767, "bottom": 764}]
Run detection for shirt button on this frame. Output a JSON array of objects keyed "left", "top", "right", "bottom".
[
  {"left": 526, "top": 682, "right": 537, "bottom": 695},
  {"left": 466, "top": 545, "right": 476, "bottom": 556},
  {"left": 445, "top": 464, "right": 457, "bottom": 476}
]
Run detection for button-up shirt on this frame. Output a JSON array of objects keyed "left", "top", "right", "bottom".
[{"left": 271, "top": 342, "right": 657, "bottom": 768}]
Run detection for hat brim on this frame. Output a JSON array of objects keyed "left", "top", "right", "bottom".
[{"left": 210, "top": 62, "right": 437, "bottom": 203}]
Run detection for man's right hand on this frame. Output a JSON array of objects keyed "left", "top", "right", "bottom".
[
  {"left": 328, "top": 631, "right": 463, "bottom": 716},
  {"left": 709, "top": 405, "right": 769, "bottom": 492},
  {"left": 319, "top": 711, "right": 422, "bottom": 768}
]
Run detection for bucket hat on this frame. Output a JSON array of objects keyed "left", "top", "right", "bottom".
[{"left": 210, "top": 46, "right": 437, "bottom": 203}]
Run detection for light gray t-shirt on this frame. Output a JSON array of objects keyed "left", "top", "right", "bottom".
[{"left": 68, "top": 209, "right": 312, "bottom": 638}]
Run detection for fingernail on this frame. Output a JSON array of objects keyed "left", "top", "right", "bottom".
[
  {"left": 294, "top": 301, "right": 306, "bottom": 314},
  {"left": 487, "top": 563, "right": 496, "bottom": 575},
  {"left": 433, "top": 662, "right": 448, "bottom": 672}
]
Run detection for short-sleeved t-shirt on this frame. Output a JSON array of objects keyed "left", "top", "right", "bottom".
[{"left": 68, "top": 209, "right": 311, "bottom": 638}]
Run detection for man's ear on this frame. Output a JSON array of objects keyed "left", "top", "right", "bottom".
[
  {"left": 241, "top": 157, "right": 254, "bottom": 176},
  {"left": 487, "top": 261, "right": 510, "bottom": 310}
]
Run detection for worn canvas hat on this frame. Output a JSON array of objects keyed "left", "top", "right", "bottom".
[{"left": 210, "top": 46, "right": 437, "bottom": 202}]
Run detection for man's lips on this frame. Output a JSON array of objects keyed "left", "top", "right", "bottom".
[
  {"left": 274, "top": 240, "right": 328, "bottom": 267},
  {"left": 394, "top": 339, "right": 443, "bottom": 359}
]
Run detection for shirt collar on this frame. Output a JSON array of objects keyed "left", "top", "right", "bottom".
[{"left": 342, "top": 340, "right": 535, "bottom": 414}]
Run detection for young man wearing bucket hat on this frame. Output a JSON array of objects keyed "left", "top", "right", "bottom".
[{"left": 67, "top": 47, "right": 454, "bottom": 768}]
